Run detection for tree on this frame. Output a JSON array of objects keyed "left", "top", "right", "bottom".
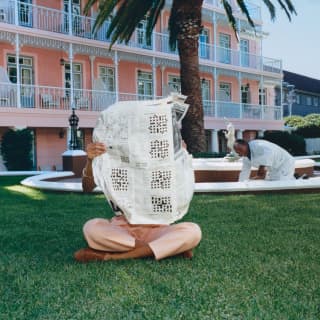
[
  {"left": 1, "top": 129, "right": 33, "bottom": 170},
  {"left": 84, "top": 0, "right": 296, "bottom": 153}
]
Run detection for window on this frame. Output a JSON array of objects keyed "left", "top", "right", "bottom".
[
  {"left": 306, "top": 96, "right": 312, "bottom": 106},
  {"left": 219, "top": 33, "right": 231, "bottom": 64},
  {"left": 313, "top": 96, "right": 319, "bottom": 107},
  {"left": 7, "top": 55, "right": 33, "bottom": 84},
  {"left": 19, "top": 0, "right": 33, "bottom": 27},
  {"left": 240, "top": 39, "right": 249, "bottom": 67},
  {"left": 259, "top": 88, "right": 266, "bottom": 105},
  {"left": 219, "top": 82, "right": 231, "bottom": 101},
  {"left": 295, "top": 94, "right": 300, "bottom": 104},
  {"left": 137, "top": 71, "right": 153, "bottom": 99},
  {"left": 137, "top": 20, "right": 152, "bottom": 49},
  {"left": 199, "top": 28, "right": 209, "bottom": 59},
  {"left": 201, "top": 79, "right": 211, "bottom": 101},
  {"left": 64, "top": 0, "right": 81, "bottom": 34},
  {"left": 241, "top": 84, "right": 250, "bottom": 104},
  {"left": 99, "top": 66, "right": 115, "bottom": 91},
  {"left": 64, "top": 62, "right": 82, "bottom": 96},
  {"left": 168, "top": 75, "right": 181, "bottom": 93},
  {"left": 7, "top": 54, "right": 34, "bottom": 107}
]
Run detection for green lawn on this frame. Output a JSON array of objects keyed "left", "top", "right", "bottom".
[{"left": 1, "top": 176, "right": 320, "bottom": 320}]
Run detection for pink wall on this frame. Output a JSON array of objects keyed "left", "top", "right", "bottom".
[
  {"left": 118, "top": 61, "right": 152, "bottom": 93},
  {"left": 36, "top": 128, "right": 67, "bottom": 169}
]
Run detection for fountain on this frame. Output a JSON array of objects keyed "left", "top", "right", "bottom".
[
  {"left": 17, "top": 104, "right": 320, "bottom": 194},
  {"left": 223, "top": 120, "right": 239, "bottom": 162},
  {"left": 193, "top": 120, "right": 315, "bottom": 183}
]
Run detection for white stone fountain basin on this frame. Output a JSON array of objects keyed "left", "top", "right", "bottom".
[{"left": 17, "top": 157, "right": 320, "bottom": 194}]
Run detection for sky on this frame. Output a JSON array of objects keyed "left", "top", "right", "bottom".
[{"left": 260, "top": 0, "right": 320, "bottom": 79}]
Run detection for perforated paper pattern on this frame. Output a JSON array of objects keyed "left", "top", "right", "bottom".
[
  {"left": 149, "top": 140, "right": 169, "bottom": 159},
  {"left": 151, "top": 196, "right": 173, "bottom": 214},
  {"left": 148, "top": 114, "right": 168, "bottom": 134},
  {"left": 111, "top": 168, "right": 129, "bottom": 191},
  {"left": 92, "top": 94, "right": 195, "bottom": 224},
  {"left": 151, "top": 170, "right": 172, "bottom": 189}
]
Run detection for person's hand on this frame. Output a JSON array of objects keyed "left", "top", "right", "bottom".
[
  {"left": 86, "top": 142, "right": 107, "bottom": 160},
  {"left": 251, "top": 175, "right": 264, "bottom": 180}
]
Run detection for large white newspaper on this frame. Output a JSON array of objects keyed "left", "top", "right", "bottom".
[{"left": 92, "top": 94, "right": 194, "bottom": 224}]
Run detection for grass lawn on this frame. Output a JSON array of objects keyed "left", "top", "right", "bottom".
[{"left": 1, "top": 176, "right": 320, "bottom": 320}]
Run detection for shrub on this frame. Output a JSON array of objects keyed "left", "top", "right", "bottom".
[
  {"left": 296, "top": 125, "right": 320, "bottom": 138},
  {"left": 304, "top": 114, "right": 320, "bottom": 127},
  {"left": 263, "top": 131, "right": 306, "bottom": 156},
  {"left": 284, "top": 115, "right": 306, "bottom": 128},
  {"left": 285, "top": 114, "right": 320, "bottom": 138},
  {"left": 193, "top": 152, "right": 227, "bottom": 158},
  {"left": 1, "top": 128, "right": 33, "bottom": 170}
]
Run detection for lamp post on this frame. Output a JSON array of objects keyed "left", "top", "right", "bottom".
[
  {"left": 68, "top": 107, "right": 80, "bottom": 150},
  {"left": 283, "top": 82, "right": 296, "bottom": 117},
  {"left": 62, "top": 106, "right": 86, "bottom": 177},
  {"left": 287, "top": 84, "right": 296, "bottom": 117}
]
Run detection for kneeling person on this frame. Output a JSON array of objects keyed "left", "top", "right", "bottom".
[{"left": 233, "top": 139, "right": 295, "bottom": 181}]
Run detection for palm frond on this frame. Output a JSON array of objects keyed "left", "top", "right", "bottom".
[
  {"left": 277, "top": 0, "right": 297, "bottom": 21},
  {"left": 146, "top": 1, "right": 166, "bottom": 43},
  {"left": 235, "top": 0, "right": 255, "bottom": 27},
  {"left": 168, "top": 1, "right": 179, "bottom": 50},
  {"left": 261, "top": 0, "right": 276, "bottom": 20},
  {"left": 84, "top": 0, "right": 163, "bottom": 49},
  {"left": 283, "top": 0, "right": 297, "bottom": 15},
  {"left": 221, "top": 0, "right": 238, "bottom": 40}
]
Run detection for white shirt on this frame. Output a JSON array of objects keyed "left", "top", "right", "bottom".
[{"left": 239, "top": 140, "right": 295, "bottom": 181}]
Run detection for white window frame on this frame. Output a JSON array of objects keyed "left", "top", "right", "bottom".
[
  {"left": 137, "top": 70, "right": 153, "bottom": 99},
  {"left": 259, "top": 88, "right": 267, "bottom": 105},
  {"left": 99, "top": 66, "right": 115, "bottom": 92},
  {"left": 64, "top": 62, "right": 82, "bottom": 97},
  {"left": 219, "top": 82, "right": 231, "bottom": 101},
  {"left": 168, "top": 75, "right": 181, "bottom": 93}
]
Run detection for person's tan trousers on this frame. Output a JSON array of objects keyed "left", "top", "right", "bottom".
[{"left": 83, "top": 215, "right": 202, "bottom": 260}]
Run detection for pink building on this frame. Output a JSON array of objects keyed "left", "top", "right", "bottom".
[{"left": 0, "top": 0, "right": 283, "bottom": 170}]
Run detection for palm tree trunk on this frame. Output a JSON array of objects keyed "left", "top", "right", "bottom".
[{"left": 171, "top": 0, "right": 206, "bottom": 154}]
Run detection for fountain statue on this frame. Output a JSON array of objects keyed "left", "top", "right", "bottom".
[{"left": 223, "top": 120, "right": 239, "bottom": 161}]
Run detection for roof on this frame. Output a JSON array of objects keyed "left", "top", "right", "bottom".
[{"left": 283, "top": 70, "right": 320, "bottom": 94}]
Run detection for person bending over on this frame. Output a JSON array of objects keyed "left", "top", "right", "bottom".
[
  {"left": 74, "top": 142, "right": 202, "bottom": 263},
  {"left": 233, "top": 139, "right": 295, "bottom": 181}
]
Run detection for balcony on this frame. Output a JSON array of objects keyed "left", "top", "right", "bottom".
[
  {"left": 0, "top": 83, "right": 115, "bottom": 111},
  {"left": 204, "top": 100, "right": 282, "bottom": 121},
  {"left": 203, "top": 0, "right": 261, "bottom": 21},
  {"left": 0, "top": 83, "right": 282, "bottom": 121},
  {"left": 0, "top": 1, "right": 280, "bottom": 74}
]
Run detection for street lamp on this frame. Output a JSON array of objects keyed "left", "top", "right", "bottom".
[
  {"left": 283, "top": 82, "right": 296, "bottom": 117},
  {"left": 287, "top": 84, "right": 296, "bottom": 117},
  {"left": 68, "top": 107, "right": 80, "bottom": 150}
]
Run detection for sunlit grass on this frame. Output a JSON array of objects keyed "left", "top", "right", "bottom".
[
  {"left": 1, "top": 176, "right": 320, "bottom": 319},
  {"left": 5, "top": 185, "right": 47, "bottom": 200}
]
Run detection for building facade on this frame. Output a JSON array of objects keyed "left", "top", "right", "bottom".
[
  {"left": 279, "top": 70, "right": 320, "bottom": 117},
  {"left": 0, "top": 0, "right": 283, "bottom": 170}
]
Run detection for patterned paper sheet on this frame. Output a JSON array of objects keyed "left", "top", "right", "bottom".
[{"left": 92, "top": 94, "right": 194, "bottom": 224}]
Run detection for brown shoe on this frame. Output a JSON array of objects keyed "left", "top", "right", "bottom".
[
  {"left": 74, "top": 247, "right": 107, "bottom": 263},
  {"left": 181, "top": 250, "right": 193, "bottom": 259}
]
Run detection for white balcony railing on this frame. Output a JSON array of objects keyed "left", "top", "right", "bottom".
[
  {"left": 0, "top": 83, "right": 282, "bottom": 121},
  {"left": 1, "top": 1, "right": 279, "bottom": 73},
  {"left": 0, "top": 83, "right": 117, "bottom": 111},
  {"left": 203, "top": 0, "right": 261, "bottom": 20},
  {"left": 214, "top": 100, "right": 282, "bottom": 120}
]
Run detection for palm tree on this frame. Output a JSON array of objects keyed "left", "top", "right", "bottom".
[{"left": 84, "top": 0, "right": 296, "bottom": 154}]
